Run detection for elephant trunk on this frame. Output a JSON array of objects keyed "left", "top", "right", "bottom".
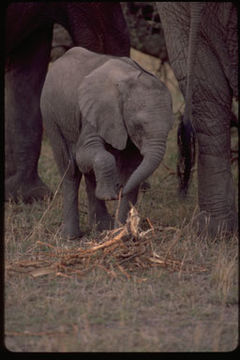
[{"left": 123, "top": 138, "right": 166, "bottom": 196}]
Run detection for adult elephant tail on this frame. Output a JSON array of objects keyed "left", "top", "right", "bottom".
[
  {"left": 177, "top": 116, "right": 196, "bottom": 196},
  {"left": 177, "top": 3, "right": 204, "bottom": 196}
]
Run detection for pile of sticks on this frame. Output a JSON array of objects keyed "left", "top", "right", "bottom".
[{"left": 6, "top": 207, "right": 206, "bottom": 279}]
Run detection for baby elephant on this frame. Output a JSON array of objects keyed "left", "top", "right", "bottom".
[{"left": 40, "top": 47, "right": 173, "bottom": 239}]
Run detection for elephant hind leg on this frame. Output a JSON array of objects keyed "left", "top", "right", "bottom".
[{"left": 85, "top": 173, "right": 113, "bottom": 232}]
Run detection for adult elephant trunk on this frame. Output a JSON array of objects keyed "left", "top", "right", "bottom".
[
  {"left": 177, "top": 3, "right": 204, "bottom": 195},
  {"left": 123, "top": 138, "right": 166, "bottom": 196}
]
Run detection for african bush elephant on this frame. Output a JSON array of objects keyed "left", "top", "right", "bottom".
[
  {"left": 40, "top": 47, "right": 173, "bottom": 239},
  {"left": 5, "top": 2, "right": 130, "bottom": 203},
  {"left": 156, "top": 2, "right": 238, "bottom": 236}
]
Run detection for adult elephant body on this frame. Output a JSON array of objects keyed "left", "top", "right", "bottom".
[
  {"left": 5, "top": 2, "right": 130, "bottom": 202},
  {"left": 157, "top": 2, "right": 238, "bottom": 236}
]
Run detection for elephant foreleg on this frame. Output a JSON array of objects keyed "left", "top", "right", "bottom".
[
  {"left": 5, "top": 28, "right": 53, "bottom": 202},
  {"left": 84, "top": 173, "right": 113, "bottom": 231}
]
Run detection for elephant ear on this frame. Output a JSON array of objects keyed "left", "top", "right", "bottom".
[{"left": 78, "top": 59, "right": 137, "bottom": 150}]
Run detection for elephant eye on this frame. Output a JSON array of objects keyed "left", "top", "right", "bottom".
[{"left": 134, "top": 123, "right": 144, "bottom": 132}]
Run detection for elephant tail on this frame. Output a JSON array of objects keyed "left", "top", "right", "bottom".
[
  {"left": 177, "top": 114, "right": 196, "bottom": 196},
  {"left": 177, "top": 3, "right": 203, "bottom": 196}
]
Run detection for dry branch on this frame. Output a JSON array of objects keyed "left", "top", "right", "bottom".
[{"left": 6, "top": 207, "right": 206, "bottom": 279}]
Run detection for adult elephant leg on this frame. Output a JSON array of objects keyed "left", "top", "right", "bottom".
[
  {"left": 191, "top": 46, "right": 237, "bottom": 237},
  {"left": 84, "top": 173, "right": 113, "bottom": 232},
  {"left": 195, "top": 110, "right": 237, "bottom": 237},
  {"left": 62, "top": 2, "right": 130, "bottom": 57},
  {"left": 5, "top": 28, "right": 53, "bottom": 202}
]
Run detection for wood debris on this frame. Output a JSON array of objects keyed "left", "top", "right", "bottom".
[{"left": 6, "top": 207, "right": 206, "bottom": 279}]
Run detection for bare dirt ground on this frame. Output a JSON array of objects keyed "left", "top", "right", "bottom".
[{"left": 4, "top": 49, "right": 238, "bottom": 352}]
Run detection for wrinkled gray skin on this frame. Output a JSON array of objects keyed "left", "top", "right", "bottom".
[
  {"left": 40, "top": 47, "right": 173, "bottom": 238},
  {"left": 5, "top": 2, "right": 130, "bottom": 203},
  {"left": 157, "top": 2, "right": 238, "bottom": 236}
]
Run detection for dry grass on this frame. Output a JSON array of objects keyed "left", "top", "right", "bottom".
[
  {"left": 4, "top": 49, "right": 238, "bottom": 352},
  {"left": 4, "top": 192, "right": 239, "bottom": 352},
  {"left": 6, "top": 207, "right": 207, "bottom": 282}
]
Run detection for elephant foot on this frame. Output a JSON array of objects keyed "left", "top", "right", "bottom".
[
  {"left": 193, "top": 211, "right": 238, "bottom": 238},
  {"left": 5, "top": 174, "right": 52, "bottom": 203},
  {"left": 61, "top": 227, "right": 84, "bottom": 241},
  {"left": 94, "top": 214, "right": 114, "bottom": 232}
]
